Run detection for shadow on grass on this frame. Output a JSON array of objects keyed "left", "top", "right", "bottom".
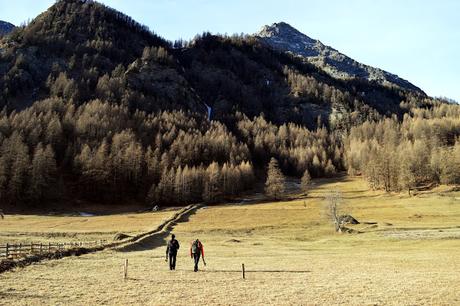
[
  {"left": 0, "top": 292, "right": 47, "bottom": 299},
  {"left": 205, "top": 269, "right": 311, "bottom": 273}
]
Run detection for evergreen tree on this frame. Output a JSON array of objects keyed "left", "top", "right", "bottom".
[
  {"left": 158, "top": 167, "right": 175, "bottom": 204},
  {"left": 7, "top": 133, "right": 30, "bottom": 203},
  {"left": 146, "top": 183, "right": 157, "bottom": 205},
  {"left": 265, "top": 158, "right": 285, "bottom": 199},
  {"left": 174, "top": 166, "right": 184, "bottom": 203},
  {"left": 30, "top": 143, "right": 57, "bottom": 201},
  {"left": 203, "top": 162, "right": 220, "bottom": 202},
  {"left": 301, "top": 169, "right": 311, "bottom": 193}
]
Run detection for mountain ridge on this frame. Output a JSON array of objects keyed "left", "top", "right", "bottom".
[{"left": 256, "top": 22, "right": 423, "bottom": 94}]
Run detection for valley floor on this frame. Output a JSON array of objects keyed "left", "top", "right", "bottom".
[{"left": 1, "top": 177, "right": 459, "bottom": 305}]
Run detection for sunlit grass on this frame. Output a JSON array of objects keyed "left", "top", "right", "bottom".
[{"left": 0, "top": 176, "right": 459, "bottom": 305}]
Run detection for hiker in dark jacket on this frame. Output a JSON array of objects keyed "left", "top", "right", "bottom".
[
  {"left": 190, "top": 239, "right": 205, "bottom": 272},
  {"left": 165, "top": 234, "right": 180, "bottom": 270}
]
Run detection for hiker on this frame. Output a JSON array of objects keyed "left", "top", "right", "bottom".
[
  {"left": 190, "top": 239, "right": 206, "bottom": 272},
  {"left": 165, "top": 234, "right": 180, "bottom": 270}
]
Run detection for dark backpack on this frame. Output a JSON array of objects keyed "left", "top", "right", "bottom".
[{"left": 169, "top": 239, "right": 179, "bottom": 252}]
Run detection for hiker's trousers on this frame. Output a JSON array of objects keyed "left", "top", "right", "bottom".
[
  {"left": 193, "top": 252, "right": 201, "bottom": 271},
  {"left": 169, "top": 252, "right": 177, "bottom": 270}
]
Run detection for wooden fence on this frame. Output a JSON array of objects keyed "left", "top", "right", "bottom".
[{"left": 0, "top": 240, "right": 107, "bottom": 259}]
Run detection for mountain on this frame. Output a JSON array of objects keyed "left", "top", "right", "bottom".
[
  {"left": 0, "top": 0, "right": 429, "bottom": 128},
  {"left": 0, "top": 0, "right": 450, "bottom": 209},
  {"left": 176, "top": 32, "right": 430, "bottom": 128},
  {"left": 0, "top": 0, "right": 204, "bottom": 113},
  {"left": 256, "top": 22, "right": 423, "bottom": 93},
  {"left": 0, "top": 21, "right": 15, "bottom": 36}
]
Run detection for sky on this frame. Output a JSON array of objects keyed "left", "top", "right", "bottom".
[{"left": 1, "top": 0, "right": 459, "bottom": 102}]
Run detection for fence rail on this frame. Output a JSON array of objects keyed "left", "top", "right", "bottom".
[{"left": 0, "top": 240, "right": 107, "bottom": 259}]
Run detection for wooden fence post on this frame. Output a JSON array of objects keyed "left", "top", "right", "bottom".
[
  {"left": 124, "top": 259, "right": 128, "bottom": 280},
  {"left": 5, "top": 243, "right": 9, "bottom": 258},
  {"left": 48, "top": 242, "right": 51, "bottom": 252},
  {"left": 242, "top": 263, "right": 245, "bottom": 279},
  {"left": 40, "top": 243, "right": 43, "bottom": 254}
]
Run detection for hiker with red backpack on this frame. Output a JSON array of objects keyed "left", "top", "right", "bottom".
[{"left": 190, "top": 239, "right": 206, "bottom": 272}]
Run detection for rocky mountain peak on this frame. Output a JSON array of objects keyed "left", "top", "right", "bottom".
[
  {"left": 259, "top": 22, "right": 302, "bottom": 37},
  {"left": 257, "top": 22, "right": 323, "bottom": 57},
  {"left": 0, "top": 20, "right": 15, "bottom": 36},
  {"left": 256, "top": 22, "right": 423, "bottom": 93}
]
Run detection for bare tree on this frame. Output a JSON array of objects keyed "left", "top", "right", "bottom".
[{"left": 325, "top": 190, "right": 342, "bottom": 232}]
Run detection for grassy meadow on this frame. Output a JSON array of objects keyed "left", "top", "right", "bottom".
[
  {"left": 0, "top": 177, "right": 459, "bottom": 305},
  {"left": 0, "top": 210, "right": 177, "bottom": 245}
]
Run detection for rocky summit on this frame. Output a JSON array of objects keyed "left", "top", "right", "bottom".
[
  {"left": 256, "top": 22, "right": 423, "bottom": 93},
  {"left": 0, "top": 21, "right": 15, "bottom": 36}
]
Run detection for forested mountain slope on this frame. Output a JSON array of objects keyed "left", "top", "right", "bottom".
[
  {"left": 0, "top": 0, "right": 457, "bottom": 210},
  {"left": 0, "top": 0, "right": 430, "bottom": 127},
  {"left": 0, "top": 0, "right": 203, "bottom": 113}
]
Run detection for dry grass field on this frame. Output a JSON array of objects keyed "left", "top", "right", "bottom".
[
  {"left": 0, "top": 210, "right": 177, "bottom": 245},
  {"left": 0, "top": 177, "right": 459, "bottom": 305}
]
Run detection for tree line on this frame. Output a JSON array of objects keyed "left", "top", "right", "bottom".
[
  {"left": 0, "top": 98, "right": 251, "bottom": 206},
  {"left": 0, "top": 90, "right": 352, "bottom": 207},
  {"left": 2, "top": 94, "right": 459, "bottom": 208},
  {"left": 345, "top": 103, "right": 460, "bottom": 192}
]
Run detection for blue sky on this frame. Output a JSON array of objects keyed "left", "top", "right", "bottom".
[{"left": 1, "top": 0, "right": 459, "bottom": 102}]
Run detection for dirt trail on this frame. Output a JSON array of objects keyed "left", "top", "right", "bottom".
[{"left": 112, "top": 204, "right": 203, "bottom": 252}]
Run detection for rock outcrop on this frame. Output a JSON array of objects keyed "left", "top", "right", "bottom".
[{"left": 0, "top": 21, "right": 15, "bottom": 36}]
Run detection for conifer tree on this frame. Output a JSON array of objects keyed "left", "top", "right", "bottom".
[
  {"left": 301, "top": 169, "right": 311, "bottom": 193},
  {"left": 174, "top": 166, "right": 184, "bottom": 203},
  {"left": 30, "top": 144, "right": 57, "bottom": 201},
  {"left": 158, "top": 167, "right": 175, "bottom": 204},
  {"left": 7, "top": 133, "right": 30, "bottom": 203},
  {"left": 265, "top": 158, "right": 285, "bottom": 199},
  {"left": 203, "top": 162, "right": 220, "bottom": 202}
]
